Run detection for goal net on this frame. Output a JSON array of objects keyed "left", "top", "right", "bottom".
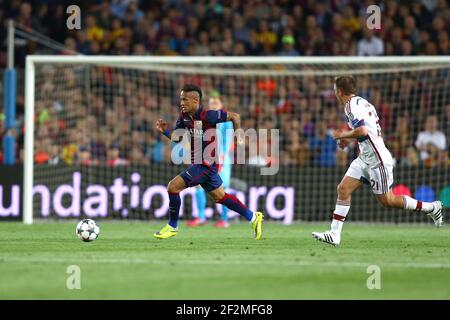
[{"left": 24, "top": 56, "right": 450, "bottom": 224}]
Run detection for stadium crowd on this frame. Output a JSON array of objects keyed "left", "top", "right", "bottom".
[
  {"left": 1, "top": 0, "right": 450, "bottom": 61},
  {"left": 0, "top": 0, "right": 449, "bottom": 167},
  {"left": 25, "top": 66, "right": 450, "bottom": 169}
]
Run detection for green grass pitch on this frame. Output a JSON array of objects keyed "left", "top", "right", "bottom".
[{"left": 1, "top": 221, "right": 449, "bottom": 299}]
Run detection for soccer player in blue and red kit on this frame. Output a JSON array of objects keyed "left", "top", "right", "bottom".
[{"left": 154, "top": 84, "right": 264, "bottom": 240}]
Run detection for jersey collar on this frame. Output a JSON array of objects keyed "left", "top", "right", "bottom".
[{"left": 193, "top": 105, "right": 203, "bottom": 120}]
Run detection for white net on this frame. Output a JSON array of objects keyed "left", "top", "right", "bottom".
[{"left": 29, "top": 58, "right": 450, "bottom": 223}]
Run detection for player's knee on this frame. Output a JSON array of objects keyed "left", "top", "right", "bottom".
[
  {"left": 167, "top": 179, "right": 181, "bottom": 193},
  {"left": 211, "top": 194, "right": 222, "bottom": 203},
  {"left": 337, "top": 183, "right": 350, "bottom": 198},
  {"left": 167, "top": 182, "right": 176, "bottom": 193},
  {"left": 210, "top": 190, "right": 226, "bottom": 203}
]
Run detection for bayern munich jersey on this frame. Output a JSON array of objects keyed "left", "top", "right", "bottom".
[{"left": 344, "top": 95, "right": 393, "bottom": 166}]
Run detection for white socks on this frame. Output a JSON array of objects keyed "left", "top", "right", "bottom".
[
  {"left": 402, "top": 196, "right": 434, "bottom": 213},
  {"left": 328, "top": 197, "right": 435, "bottom": 237},
  {"left": 330, "top": 200, "right": 350, "bottom": 235}
]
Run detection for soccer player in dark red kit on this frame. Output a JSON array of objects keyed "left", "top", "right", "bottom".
[{"left": 154, "top": 84, "right": 263, "bottom": 240}]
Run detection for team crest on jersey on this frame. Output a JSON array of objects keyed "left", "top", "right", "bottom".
[
  {"left": 348, "top": 112, "right": 355, "bottom": 121},
  {"left": 190, "top": 120, "right": 203, "bottom": 137}
]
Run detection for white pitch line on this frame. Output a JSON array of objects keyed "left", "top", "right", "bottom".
[{"left": 2, "top": 256, "right": 450, "bottom": 270}]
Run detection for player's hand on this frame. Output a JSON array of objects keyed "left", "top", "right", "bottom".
[
  {"left": 155, "top": 119, "right": 167, "bottom": 133},
  {"left": 332, "top": 129, "right": 343, "bottom": 140},
  {"left": 338, "top": 139, "right": 350, "bottom": 150}
]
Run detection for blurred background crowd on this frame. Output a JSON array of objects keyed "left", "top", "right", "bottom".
[
  {"left": 0, "top": 0, "right": 449, "bottom": 167},
  {"left": 2, "top": 0, "right": 450, "bottom": 61}
]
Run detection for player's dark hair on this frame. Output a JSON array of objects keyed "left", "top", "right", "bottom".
[
  {"left": 181, "top": 84, "right": 203, "bottom": 99},
  {"left": 334, "top": 76, "right": 356, "bottom": 95}
]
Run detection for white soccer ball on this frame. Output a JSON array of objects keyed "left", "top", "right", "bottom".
[{"left": 76, "top": 219, "right": 100, "bottom": 242}]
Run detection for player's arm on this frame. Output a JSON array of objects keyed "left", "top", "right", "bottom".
[
  {"left": 332, "top": 124, "right": 368, "bottom": 140},
  {"left": 202, "top": 109, "right": 242, "bottom": 131},
  {"left": 155, "top": 118, "right": 183, "bottom": 142},
  {"left": 336, "top": 104, "right": 368, "bottom": 140},
  {"left": 202, "top": 109, "right": 244, "bottom": 145},
  {"left": 226, "top": 112, "right": 241, "bottom": 131}
]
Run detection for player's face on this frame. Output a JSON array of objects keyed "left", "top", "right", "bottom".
[
  {"left": 180, "top": 90, "right": 199, "bottom": 114},
  {"left": 209, "top": 97, "right": 222, "bottom": 110}
]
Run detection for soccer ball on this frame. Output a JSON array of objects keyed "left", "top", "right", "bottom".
[{"left": 76, "top": 219, "right": 100, "bottom": 242}]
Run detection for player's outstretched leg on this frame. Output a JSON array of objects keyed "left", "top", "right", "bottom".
[
  {"left": 377, "top": 193, "right": 444, "bottom": 227},
  {"left": 401, "top": 196, "right": 443, "bottom": 227},
  {"left": 209, "top": 187, "right": 263, "bottom": 240},
  {"left": 154, "top": 175, "right": 186, "bottom": 239}
]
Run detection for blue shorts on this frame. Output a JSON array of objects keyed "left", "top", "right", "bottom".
[{"left": 180, "top": 164, "right": 223, "bottom": 193}]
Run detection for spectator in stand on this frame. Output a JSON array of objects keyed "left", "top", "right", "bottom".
[
  {"left": 445, "top": 104, "right": 450, "bottom": 164},
  {"left": 341, "top": 4, "right": 361, "bottom": 34},
  {"left": 246, "top": 30, "right": 263, "bottom": 55},
  {"left": 388, "top": 115, "right": 412, "bottom": 166},
  {"left": 287, "top": 130, "right": 309, "bottom": 166},
  {"left": 358, "top": 27, "right": 384, "bottom": 56},
  {"left": 437, "top": 30, "right": 449, "bottom": 55},
  {"left": 34, "top": 139, "right": 50, "bottom": 164},
  {"left": 85, "top": 14, "right": 104, "bottom": 42},
  {"left": 329, "top": 13, "right": 344, "bottom": 43},
  {"left": 309, "top": 120, "right": 337, "bottom": 167},
  {"left": 256, "top": 19, "right": 277, "bottom": 54},
  {"left": 275, "top": 86, "right": 293, "bottom": 114},
  {"left": 233, "top": 14, "right": 250, "bottom": 44},
  {"left": 195, "top": 31, "right": 211, "bottom": 55},
  {"left": 169, "top": 25, "right": 190, "bottom": 55},
  {"left": 415, "top": 115, "right": 447, "bottom": 167},
  {"left": 403, "top": 15, "right": 420, "bottom": 46},
  {"left": 106, "top": 145, "right": 129, "bottom": 166},
  {"left": 47, "top": 145, "right": 60, "bottom": 165},
  {"left": 16, "top": 2, "right": 43, "bottom": 32},
  {"left": 78, "top": 147, "right": 94, "bottom": 166},
  {"left": 129, "top": 146, "right": 148, "bottom": 165},
  {"left": 278, "top": 35, "right": 300, "bottom": 56}
]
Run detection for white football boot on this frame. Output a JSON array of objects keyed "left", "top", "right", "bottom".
[
  {"left": 312, "top": 230, "right": 341, "bottom": 246},
  {"left": 428, "top": 201, "right": 444, "bottom": 227}
]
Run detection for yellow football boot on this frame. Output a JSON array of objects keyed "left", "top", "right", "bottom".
[
  {"left": 153, "top": 224, "right": 178, "bottom": 239},
  {"left": 252, "top": 212, "right": 264, "bottom": 240}
]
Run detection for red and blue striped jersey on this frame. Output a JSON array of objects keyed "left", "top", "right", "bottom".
[{"left": 174, "top": 106, "right": 228, "bottom": 166}]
